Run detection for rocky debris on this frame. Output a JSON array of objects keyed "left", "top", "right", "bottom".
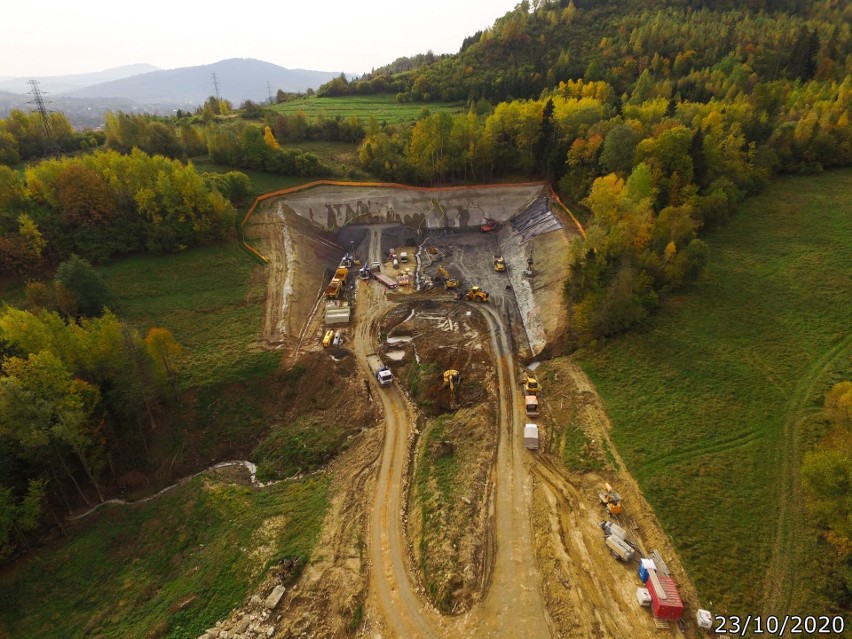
[{"left": 265, "top": 585, "right": 286, "bottom": 610}]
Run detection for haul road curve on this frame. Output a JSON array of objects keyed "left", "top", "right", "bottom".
[{"left": 352, "top": 233, "right": 552, "bottom": 637}]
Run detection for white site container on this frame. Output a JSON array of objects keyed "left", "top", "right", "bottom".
[{"left": 636, "top": 587, "right": 652, "bottom": 606}]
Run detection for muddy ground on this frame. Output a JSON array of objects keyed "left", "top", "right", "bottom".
[
  {"left": 217, "top": 184, "right": 701, "bottom": 639},
  {"left": 377, "top": 302, "right": 498, "bottom": 613}
]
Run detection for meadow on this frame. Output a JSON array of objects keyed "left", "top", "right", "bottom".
[
  {"left": 271, "top": 94, "right": 466, "bottom": 126},
  {"left": 577, "top": 168, "right": 852, "bottom": 613},
  {"left": 0, "top": 475, "right": 329, "bottom": 638}
]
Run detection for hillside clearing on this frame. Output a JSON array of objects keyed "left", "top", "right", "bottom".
[{"left": 271, "top": 94, "right": 466, "bottom": 125}]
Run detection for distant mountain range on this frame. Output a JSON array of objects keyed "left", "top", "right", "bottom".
[
  {"left": 66, "top": 59, "right": 341, "bottom": 104},
  {"left": 0, "top": 64, "right": 160, "bottom": 95},
  {"left": 0, "top": 59, "right": 345, "bottom": 127}
]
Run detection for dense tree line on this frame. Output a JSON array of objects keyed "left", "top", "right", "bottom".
[
  {"left": 354, "top": 10, "right": 850, "bottom": 340},
  {"left": 802, "top": 382, "right": 852, "bottom": 609},
  {"left": 206, "top": 122, "right": 328, "bottom": 176},
  {"left": 0, "top": 149, "right": 242, "bottom": 268},
  {"left": 0, "top": 296, "right": 180, "bottom": 559},
  {"left": 322, "top": 1, "right": 849, "bottom": 104},
  {"left": 0, "top": 110, "right": 101, "bottom": 164}
]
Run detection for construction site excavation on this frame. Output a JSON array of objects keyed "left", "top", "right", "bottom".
[{"left": 236, "top": 182, "right": 705, "bottom": 639}]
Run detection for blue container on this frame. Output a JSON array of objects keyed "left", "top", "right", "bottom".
[{"left": 639, "top": 565, "right": 650, "bottom": 582}]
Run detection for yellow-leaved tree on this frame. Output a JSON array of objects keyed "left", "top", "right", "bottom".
[{"left": 263, "top": 125, "right": 280, "bottom": 150}]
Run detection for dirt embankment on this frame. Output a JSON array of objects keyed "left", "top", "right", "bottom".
[
  {"left": 207, "top": 348, "right": 384, "bottom": 639},
  {"left": 385, "top": 302, "right": 498, "bottom": 613},
  {"left": 530, "top": 356, "right": 700, "bottom": 639},
  {"left": 243, "top": 201, "right": 343, "bottom": 357}
]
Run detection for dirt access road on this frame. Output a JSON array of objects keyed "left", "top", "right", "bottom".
[
  {"left": 352, "top": 270, "right": 551, "bottom": 638},
  {"left": 245, "top": 185, "right": 699, "bottom": 638}
]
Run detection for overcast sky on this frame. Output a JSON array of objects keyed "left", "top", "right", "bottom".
[{"left": 1, "top": 0, "right": 520, "bottom": 78}]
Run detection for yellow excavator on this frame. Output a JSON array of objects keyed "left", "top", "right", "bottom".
[
  {"left": 435, "top": 264, "right": 460, "bottom": 288},
  {"left": 494, "top": 256, "right": 506, "bottom": 272},
  {"left": 599, "top": 483, "right": 623, "bottom": 515},
  {"left": 443, "top": 369, "right": 460, "bottom": 404},
  {"left": 463, "top": 286, "right": 489, "bottom": 302}
]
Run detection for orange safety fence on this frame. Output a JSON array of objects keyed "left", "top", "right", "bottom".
[
  {"left": 548, "top": 188, "right": 586, "bottom": 238},
  {"left": 242, "top": 240, "right": 269, "bottom": 263}
]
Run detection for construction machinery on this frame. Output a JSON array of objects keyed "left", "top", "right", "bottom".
[
  {"left": 480, "top": 217, "right": 498, "bottom": 232},
  {"left": 524, "top": 394, "right": 540, "bottom": 417},
  {"left": 443, "top": 369, "right": 460, "bottom": 403},
  {"left": 435, "top": 264, "right": 459, "bottom": 288},
  {"left": 463, "top": 286, "right": 489, "bottom": 303},
  {"left": 523, "top": 374, "right": 541, "bottom": 395},
  {"left": 366, "top": 354, "right": 393, "bottom": 387},
  {"left": 494, "top": 256, "right": 506, "bottom": 272},
  {"left": 599, "top": 482, "right": 623, "bottom": 515},
  {"left": 325, "top": 266, "right": 348, "bottom": 299}
]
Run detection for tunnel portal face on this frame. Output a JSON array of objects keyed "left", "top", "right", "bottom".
[{"left": 273, "top": 184, "right": 548, "bottom": 233}]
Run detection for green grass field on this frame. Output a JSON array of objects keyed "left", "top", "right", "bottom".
[
  {"left": 98, "top": 244, "right": 277, "bottom": 390},
  {"left": 577, "top": 169, "right": 852, "bottom": 614},
  {"left": 191, "top": 157, "right": 313, "bottom": 198},
  {"left": 271, "top": 94, "right": 466, "bottom": 126},
  {"left": 0, "top": 475, "right": 329, "bottom": 639}
]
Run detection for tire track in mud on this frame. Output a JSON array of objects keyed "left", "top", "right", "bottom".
[
  {"left": 353, "top": 282, "right": 447, "bottom": 638},
  {"left": 463, "top": 304, "right": 552, "bottom": 638}
]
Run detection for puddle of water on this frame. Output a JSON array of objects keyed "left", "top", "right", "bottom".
[
  {"left": 528, "top": 361, "right": 541, "bottom": 370},
  {"left": 387, "top": 335, "right": 413, "bottom": 344},
  {"left": 386, "top": 350, "right": 406, "bottom": 361}
]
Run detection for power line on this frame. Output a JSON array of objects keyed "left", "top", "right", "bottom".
[
  {"left": 211, "top": 73, "right": 221, "bottom": 100},
  {"left": 27, "top": 80, "right": 61, "bottom": 158}
]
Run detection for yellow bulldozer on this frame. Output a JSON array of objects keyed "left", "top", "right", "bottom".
[
  {"left": 463, "top": 286, "right": 489, "bottom": 302},
  {"left": 599, "top": 483, "right": 623, "bottom": 515},
  {"left": 494, "top": 256, "right": 506, "bottom": 272},
  {"left": 435, "top": 264, "right": 460, "bottom": 288},
  {"left": 443, "top": 369, "right": 460, "bottom": 404},
  {"left": 523, "top": 374, "right": 541, "bottom": 395}
]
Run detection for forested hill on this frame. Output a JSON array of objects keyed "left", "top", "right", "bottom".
[{"left": 320, "top": 0, "right": 849, "bottom": 102}]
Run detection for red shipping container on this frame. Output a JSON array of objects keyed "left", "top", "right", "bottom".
[{"left": 647, "top": 571, "right": 684, "bottom": 621}]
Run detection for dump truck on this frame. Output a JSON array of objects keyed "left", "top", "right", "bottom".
[
  {"left": 524, "top": 394, "right": 540, "bottom": 417},
  {"left": 366, "top": 354, "right": 393, "bottom": 387},
  {"left": 325, "top": 266, "right": 348, "bottom": 299},
  {"left": 606, "top": 534, "right": 635, "bottom": 562},
  {"left": 494, "top": 256, "right": 506, "bottom": 272},
  {"left": 524, "top": 423, "right": 539, "bottom": 450}
]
